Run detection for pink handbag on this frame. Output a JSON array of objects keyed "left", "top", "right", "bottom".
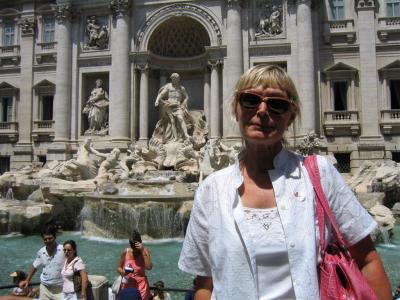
[{"left": 304, "top": 155, "right": 378, "bottom": 300}]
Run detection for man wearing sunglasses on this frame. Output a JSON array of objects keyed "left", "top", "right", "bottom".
[{"left": 19, "top": 224, "right": 64, "bottom": 300}]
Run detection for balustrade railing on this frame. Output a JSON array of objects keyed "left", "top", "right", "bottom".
[{"left": 324, "top": 111, "right": 359, "bottom": 122}]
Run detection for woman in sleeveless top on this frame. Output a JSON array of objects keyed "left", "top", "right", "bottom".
[{"left": 116, "top": 231, "right": 152, "bottom": 300}]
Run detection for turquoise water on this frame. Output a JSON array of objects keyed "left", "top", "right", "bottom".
[
  {"left": 0, "top": 232, "right": 193, "bottom": 298},
  {"left": 1, "top": 226, "right": 399, "bottom": 297}
]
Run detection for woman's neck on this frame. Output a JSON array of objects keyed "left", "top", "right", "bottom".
[{"left": 242, "top": 142, "right": 283, "bottom": 172}]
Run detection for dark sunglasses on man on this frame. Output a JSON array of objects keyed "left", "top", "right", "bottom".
[{"left": 238, "top": 91, "right": 293, "bottom": 115}]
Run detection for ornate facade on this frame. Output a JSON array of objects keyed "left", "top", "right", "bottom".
[{"left": 0, "top": 0, "right": 399, "bottom": 173}]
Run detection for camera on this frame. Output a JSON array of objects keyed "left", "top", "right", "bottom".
[{"left": 124, "top": 264, "right": 134, "bottom": 273}]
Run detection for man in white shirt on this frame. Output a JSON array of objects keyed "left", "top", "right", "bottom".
[{"left": 19, "top": 224, "right": 64, "bottom": 300}]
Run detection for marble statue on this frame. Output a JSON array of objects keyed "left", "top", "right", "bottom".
[
  {"left": 154, "top": 73, "right": 191, "bottom": 142},
  {"left": 95, "top": 148, "right": 121, "bottom": 178},
  {"left": 61, "top": 138, "right": 99, "bottom": 180},
  {"left": 84, "top": 16, "right": 109, "bottom": 50},
  {"left": 255, "top": 3, "right": 283, "bottom": 38},
  {"left": 83, "top": 79, "right": 109, "bottom": 135},
  {"left": 150, "top": 73, "right": 208, "bottom": 170}
]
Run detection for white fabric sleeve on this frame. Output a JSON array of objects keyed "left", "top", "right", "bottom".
[
  {"left": 178, "top": 182, "right": 212, "bottom": 277},
  {"left": 74, "top": 257, "right": 86, "bottom": 272},
  {"left": 317, "top": 155, "right": 377, "bottom": 246},
  {"left": 32, "top": 250, "right": 42, "bottom": 268}
]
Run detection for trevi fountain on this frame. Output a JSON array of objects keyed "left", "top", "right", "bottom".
[{"left": 0, "top": 73, "right": 398, "bottom": 241}]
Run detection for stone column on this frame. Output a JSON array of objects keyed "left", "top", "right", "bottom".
[
  {"left": 109, "top": 0, "right": 131, "bottom": 142},
  {"left": 357, "top": 0, "right": 380, "bottom": 139},
  {"left": 53, "top": 4, "right": 72, "bottom": 142},
  {"left": 353, "top": 0, "right": 383, "bottom": 167},
  {"left": 209, "top": 60, "right": 221, "bottom": 139},
  {"left": 138, "top": 64, "right": 149, "bottom": 143},
  {"left": 203, "top": 69, "right": 210, "bottom": 128},
  {"left": 224, "top": 0, "right": 243, "bottom": 139},
  {"left": 47, "top": 4, "right": 73, "bottom": 161},
  {"left": 296, "top": 0, "right": 316, "bottom": 136},
  {"left": 17, "top": 15, "right": 35, "bottom": 145}
]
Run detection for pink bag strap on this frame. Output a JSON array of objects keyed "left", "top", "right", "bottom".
[{"left": 304, "top": 155, "right": 347, "bottom": 252}]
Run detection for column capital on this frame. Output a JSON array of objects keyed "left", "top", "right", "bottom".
[
  {"left": 109, "top": 0, "right": 131, "bottom": 17},
  {"left": 356, "top": 0, "right": 376, "bottom": 10},
  {"left": 296, "top": 0, "right": 312, "bottom": 6},
  {"left": 135, "top": 63, "right": 149, "bottom": 73},
  {"left": 208, "top": 59, "right": 223, "bottom": 69},
  {"left": 226, "top": 0, "right": 242, "bottom": 8},
  {"left": 18, "top": 17, "right": 35, "bottom": 37},
  {"left": 54, "top": 5, "right": 72, "bottom": 23}
]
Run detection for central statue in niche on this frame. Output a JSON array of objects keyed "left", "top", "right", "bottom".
[
  {"left": 83, "top": 78, "right": 109, "bottom": 135},
  {"left": 150, "top": 73, "right": 208, "bottom": 169},
  {"left": 154, "top": 73, "right": 191, "bottom": 142}
]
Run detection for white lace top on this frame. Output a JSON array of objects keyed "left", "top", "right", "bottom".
[{"left": 244, "top": 207, "right": 295, "bottom": 300}]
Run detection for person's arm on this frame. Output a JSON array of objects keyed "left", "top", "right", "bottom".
[
  {"left": 194, "top": 276, "right": 212, "bottom": 300},
  {"left": 79, "top": 269, "right": 89, "bottom": 299},
  {"left": 116, "top": 250, "right": 126, "bottom": 276},
  {"left": 19, "top": 265, "right": 37, "bottom": 288},
  {"left": 349, "top": 236, "right": 392, "bottom": 300},
  {"left": 155, "top": 87, "right": 167, "bottom": 107},
  {"left": 135, "top": 242, "right": 152, "bottom": 270}
]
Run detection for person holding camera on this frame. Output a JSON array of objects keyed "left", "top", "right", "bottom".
[{"left": 116, "top": 231, "right": 152, "bottom": 300}]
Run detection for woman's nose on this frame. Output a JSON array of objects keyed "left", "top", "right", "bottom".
[{"left": 256, "top": 101, "right": 269, "bottom": 115}]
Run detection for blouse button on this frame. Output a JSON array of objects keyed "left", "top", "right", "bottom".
[{"left": 289, "top": 241, "right": 295, "bottom": 248}]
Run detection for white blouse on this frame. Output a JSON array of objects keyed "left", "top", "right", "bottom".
[
  {"left": 244, "top": 207, "right": 295, "bottom": 300},
  {"left": 178, "top": 149, "right": 377, "bottom": 300}
]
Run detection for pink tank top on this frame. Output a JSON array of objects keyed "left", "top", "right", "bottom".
[{"left": 121, "top": 248, "right": 150, "bottom": 300}]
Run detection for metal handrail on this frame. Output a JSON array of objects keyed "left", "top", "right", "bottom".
[{"left": 0, "top": 282, "right": 193, "bottom": 294}]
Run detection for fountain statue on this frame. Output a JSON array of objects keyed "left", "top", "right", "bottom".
[
  {"left": 83, "top": 79, "right": 109, "bottom": 135},
  {"left": 5, "top": 187, "right": 14, "bottom": 200}
]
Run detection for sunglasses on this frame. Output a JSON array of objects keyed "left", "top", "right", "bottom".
[{"left": 238, "top": 91, "right": 293, "bottom": 114}]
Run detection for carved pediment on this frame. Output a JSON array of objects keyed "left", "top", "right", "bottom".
[
  {"left": 323, "top": 62, "right": 358, "bottom": 73},
  {"left": 379, "top": 60, "right": 400, "bottom": 71},
  {"left": 0, "top": 82, "right": 18, "bottom": 90}
]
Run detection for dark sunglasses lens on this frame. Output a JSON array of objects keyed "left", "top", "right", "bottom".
[
  {"left": 267, "top": 98, "right": 290, "bottom": 114},
  {"left": 239, "top": 93, "right": 261, "bottom": 108}
]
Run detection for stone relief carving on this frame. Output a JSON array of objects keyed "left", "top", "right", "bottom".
[
  {"left": 109, "top": 0, "right": 130, "bottom": 16},
  {"left": 83, "top": 79, "right": 109, "bottom": 135},
  {"left": 18, "top": 17, "right": 35, "bottom": 36},
  {"left": 54, "top": 5, "right": 72, "bottom": 23},
  {"left": 255, "top": 1, "right": 284, "bottom": 39},
  {"left": 84, "top": 16, "right": 109, "bottom": 50},
  {"left": 356, "top": 0, "right": 376, "bottom": 9}
]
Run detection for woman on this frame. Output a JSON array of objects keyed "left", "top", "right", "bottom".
[
  {"left": 152, "top": 281, "right": 172, "bottom": 300},
  {"left": 178, "top": 65, "right": 392, "bottom": 299},
  {"left": 116, "top": 231, "right": 152, "bottom": 300},
  {"left": 61, "top": 240, "right": 89, "bottom": 300}
]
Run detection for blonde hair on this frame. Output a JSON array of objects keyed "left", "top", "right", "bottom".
[{"left": 231, "top": 64, "right": 301, "bottom": 122}]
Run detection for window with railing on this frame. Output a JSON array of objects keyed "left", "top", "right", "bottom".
[
  {"left": 330, "top": 0, "right": 345, "bottom": 20},
  {"left": 0, "top": 156, "right": 10, "bottom": 174},
  {"left": 333, "top": 81, "right": 348, "bottom": 111},
  {"left": 3, "top": 21, "right": 15, "bottom": 46},
  {"left": 1, "top": 97, "right": 12, "bottom": 122},
  {"left": 41, "top": 95, "right": 53, "bottom": 120},
  {"left": 43, "top": 16, "right": 55, "bottom": 43},
  {"left": 387, "top": 0, "right": 400, "bottom": 17},
  {"left": 334, "top": 153, "right": 351, "bottom": 173},
  {"left": 389, "top": 79, "right": 400, "bottom": 109}
]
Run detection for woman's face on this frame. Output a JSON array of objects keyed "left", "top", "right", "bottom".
[
  {"left": 63, "top": 244, "right": 75, "bottom": 259},
  {"left": 235, "top": 86, "right": 294, "bottom": 147}
]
